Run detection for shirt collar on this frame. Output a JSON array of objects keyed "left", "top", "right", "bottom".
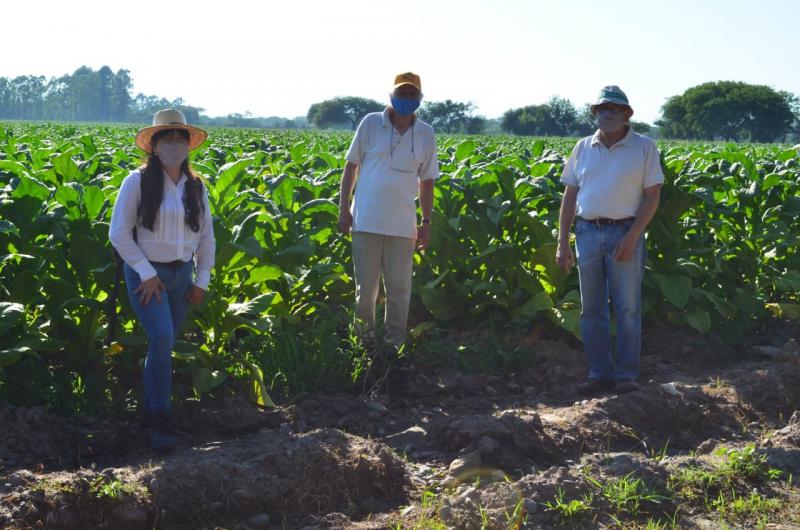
[
  {"left": 591, "top": 126, "right": 636, "bottom": 148},
  {"left": 163, "top": 170, "right": 188, "bottom": 188}
]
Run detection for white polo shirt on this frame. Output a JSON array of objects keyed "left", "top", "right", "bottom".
[
  {"left": 345, "top": 107, "right": 439, "bottom": 239},
  {"left": 561, "top": 127, "right": 664, "bottom": 220}
]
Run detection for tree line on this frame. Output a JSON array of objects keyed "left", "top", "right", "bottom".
[
  {"left": 0, "top": 66, "right": 306, "bottom": 128},
  {"left": 1, "top": 66, "right": 798, "bottom": 142},
  {"left": 308, "top": 84, "right": 800, "bottom": 142}
]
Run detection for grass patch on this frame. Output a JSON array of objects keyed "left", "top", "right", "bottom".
[
  {"left": 668, "top": 444, "right": 785, "bottom": 526},
  {"left": 543, "top": 486, "right": 595, "bottom": 525}
]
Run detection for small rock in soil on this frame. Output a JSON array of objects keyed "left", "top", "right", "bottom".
[
  {"left": 660, "top": 382, "right": 682, "bottom": 396},
  {"left": 365, "top": 400, "right": 388, "bottom": 414},
  {"left": 248, "top": 513, "right": 271, "bottom": 527},
  {"left": 448, "top": 451, "right": 482, "bottom": 478},
  {"left": 696, "top": 438, "right": 717, "bottom": 454}
]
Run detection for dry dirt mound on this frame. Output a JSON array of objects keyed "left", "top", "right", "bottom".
[{"left": 1, "top": 428, "right": 410, "bottom": 529}]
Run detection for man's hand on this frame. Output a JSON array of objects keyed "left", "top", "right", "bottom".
[
  {"left": 613, "top": 232, "right": 639, "bottom": 261},
  {"left": 133, "top": 276, "right": 165, "bottom": 306},
  {"left": 185, "top": 285, "right": 206, "bottom": 305},
  {"left": 416, "top": 223, "right": 431, "bottom": 250},
  {"left": 338, "top": 209, "right": 353, "bottom": 235},
  {"left": 556, "top": 239, "right": 575, "bottom": 272}
]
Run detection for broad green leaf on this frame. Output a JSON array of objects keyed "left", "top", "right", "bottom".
[
  {"left": 421, "top": 284, "right": 464, "bottom": 321},
  {"left": 248, "top": 362, "right": 276, "bottom": 408},
  {"left": 192, "top": 367, "right": 228, "bottom": 394},
  {"left": 0, "top": 346, "right": 31, "bottom": 368},
  {"left": 511, "top": 291, "right": 554, "bottom": 319},
  {"left": 83, "top": 186, "right": 105, "bottom": 219},
  {"left": 0, "top": 302, "right": 25, "bottom": 335},
  {"left": 652, "top": 273, "right": 693, "bottom": 309},
  {"left": 52, "top": 152, "right": 82, "bottom": 181},
  {"left": 685, "top": 310, "right": 711, "bottom": 333},
  {"left": 455, "top": 140, "right": 475, "bottom": 162}
]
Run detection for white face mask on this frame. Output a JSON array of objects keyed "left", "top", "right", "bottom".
[
  {"left": 155, "top": 140, "right": 189, "bottom": 167},
  {"left": 596, "top": 109, "right": 627, "bottom": 134}
]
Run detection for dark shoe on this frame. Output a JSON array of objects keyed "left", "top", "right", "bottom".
[
  {"left": 151, "top": 410, "right": 176, "bottom": 453},
  {"left": 615, "top": 380, "right": 641, "bottom": 394},
  {"left": 577, "top": 378, "right": 616, "bottom": 396}
]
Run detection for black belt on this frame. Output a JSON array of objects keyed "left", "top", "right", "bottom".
[
  {"left": 579, "top": 217, "right": 635, "bottom": 226},
  {"left": 150, "top": 259, "right": 189, "bottom": 269}
]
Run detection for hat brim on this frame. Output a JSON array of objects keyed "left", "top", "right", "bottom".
[
  {"left": 393, "top": 81, "right": 422, "bottom": 92},
  {"left": 135, "top": 124, "right": 208, "bottom": 154},
  {"left": 590, "top": 97, "right": 632, "bottom": 111}
]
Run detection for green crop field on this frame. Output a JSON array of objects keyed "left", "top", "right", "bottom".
[{"left": 1, "top": 123, "right": 799, "bottom": 415}]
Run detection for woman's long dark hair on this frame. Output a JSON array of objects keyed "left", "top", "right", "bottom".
[{"left": 138, "top": 129, "right": 204, "bottom": 233}]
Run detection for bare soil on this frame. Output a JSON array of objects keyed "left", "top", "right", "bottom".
[{"left": 2, "top": 322, "right": 800, "bottom": 529}]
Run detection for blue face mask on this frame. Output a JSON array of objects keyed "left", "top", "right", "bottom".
[{"left": 391, "top": 97, "right": 421, "bottom": 116}]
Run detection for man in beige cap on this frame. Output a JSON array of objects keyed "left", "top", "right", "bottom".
[
  {"left": 338, "top": 72, "right": 439, "bottom": 356},
  {"left": 556, "top": 86, "right": 663, "bottom": 396}
]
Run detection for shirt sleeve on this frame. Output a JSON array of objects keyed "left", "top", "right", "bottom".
[
  {"left": 418, "top": 133, "right": 439, "bottom": 182},
  {"left": 108, "top": 172, "right": 157, "bottom": 281},
  {"left": 193, "top": 185, "right": 215, "bottom": 290},
  {"left": 643, "top": 139, "right": 665, "bottom": 188},
  {"left": 560, "top": 141, "right": 581, "bottom": 187},
  {"left": 345, "top": 116, "right": 369, "bottom": 165}
]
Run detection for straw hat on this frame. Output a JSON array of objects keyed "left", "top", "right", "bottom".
[{"left": 135, "top": 109, "right": 208, "bottom": 153}]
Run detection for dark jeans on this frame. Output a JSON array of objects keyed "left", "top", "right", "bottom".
[{"left": 124, "top": 261, "right": 193, "bottom": 412}]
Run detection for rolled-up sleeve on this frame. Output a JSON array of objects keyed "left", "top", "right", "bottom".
[
  {"left": 193, "top": 186, "right": 215, "bottom": 290},
  {"left": 109, "top": 172, "right": 157, "bottom": 281}
]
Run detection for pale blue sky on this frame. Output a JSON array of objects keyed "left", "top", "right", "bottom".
[{"left": 5, "top": 0, "right": 799, "bottom": 123}]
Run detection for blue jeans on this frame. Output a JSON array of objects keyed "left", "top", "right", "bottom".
[
  {"left": 124, "top": 261, "right": 193, "bottom": 412},
  {"left": 575, "top": 218, "right": 645, "bottom": 382}
]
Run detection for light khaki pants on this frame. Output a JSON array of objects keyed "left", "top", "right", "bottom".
[{"left": 351, "top": 231, "right": 416, "bottom": 347}]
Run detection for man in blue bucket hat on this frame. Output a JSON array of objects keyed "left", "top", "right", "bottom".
[{"left": 556, "top": 86, "right": 664, "bottom": 396}]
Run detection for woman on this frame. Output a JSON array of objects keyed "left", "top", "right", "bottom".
[{"left": 109, "top": 109, "right": 214, "bottom": 452}]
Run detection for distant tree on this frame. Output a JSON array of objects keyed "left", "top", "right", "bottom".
[
  {"left": 631, "top": 121, "right": 652, "bottom": 134},
  {"left": 657, "top": 81, "right": 794, "bottom": 142},
  {"left": 574, "top": 103, "right": 596, "bottom": 136},
  {"left": 418, "top": 99, "right": 482, "bottom": 133},
  {"left": 501, "top": 97, "right": 578, "bottom": 136},
  {"left": 782, "top": 91, "right": 800, "bottom": 139},
  {"left": 307, "top": 96, "right": 383, "bottom": 130}
]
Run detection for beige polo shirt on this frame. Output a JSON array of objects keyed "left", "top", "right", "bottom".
[
  {"left": 345, "top": 107, "right": 439, "bottom": 239},
  {"left": 561, "top": 128, "right": 664, "bottom": 220}
]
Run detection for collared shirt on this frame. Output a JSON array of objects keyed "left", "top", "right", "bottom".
[
  {"left": 345, "top": 107, "right": 439, "bottom": 239},
  {"left": 561, "top": 127, "right": 664, "bottom": 220},
  {"left": 109, "top": 169, "right": 215, "bottom": 289}
]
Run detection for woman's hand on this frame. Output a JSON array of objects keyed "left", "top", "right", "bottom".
[
  {"left": 185, "top": 285, "right": 206, "bottom": 305},
  {"left": 133, "top": 276, "right": 165, "bottom": 306}
]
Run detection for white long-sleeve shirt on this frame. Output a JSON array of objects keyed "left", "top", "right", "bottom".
[{"left": 109, "top": 170, "right": 215, "bottom": 289}]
